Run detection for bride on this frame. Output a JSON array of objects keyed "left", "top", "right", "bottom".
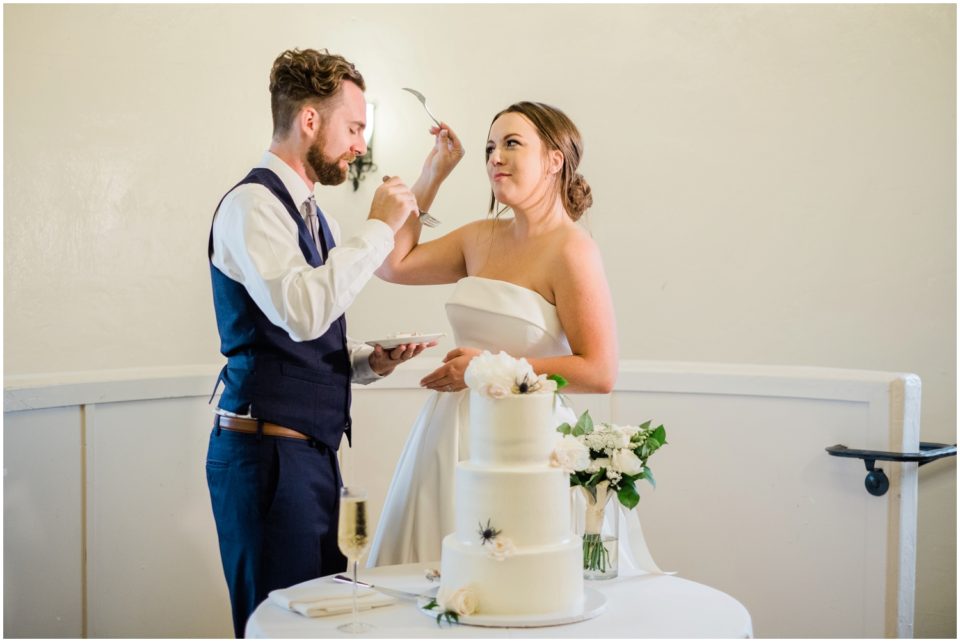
[{"left": 367, "top": 102, "right": 658, "bottom": 573}]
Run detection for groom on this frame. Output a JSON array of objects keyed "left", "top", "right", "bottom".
[{"left": 206, "top": 48, "right": 461, "bottom": 636}]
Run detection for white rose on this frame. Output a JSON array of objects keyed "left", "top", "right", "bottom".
[
  {"left": 487, "top": 536, "right": 516, "bottom": 562},
  {"left": 447, "top": 587, "right": 478, "bottom": 616},
  {"left": 610, "top": 426, "right": 633, "bottom": 448},
  {"left": 611, "top": 448, "right": 644, "bottom": 476},
  {"left": 550, "top": 435, "right": 591, "bottom": 473}
]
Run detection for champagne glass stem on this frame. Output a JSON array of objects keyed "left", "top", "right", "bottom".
[{"left": 351, "top": 559, "right": 359, "bottom": 629}]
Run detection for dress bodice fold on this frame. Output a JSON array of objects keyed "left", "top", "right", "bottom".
[{"left": 445, "top": 276, "right": 571, "bottom": 358}]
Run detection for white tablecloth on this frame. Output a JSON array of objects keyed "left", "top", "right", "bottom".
[{"left": 246, "top": 562, "right": 753, "bottom": 638}]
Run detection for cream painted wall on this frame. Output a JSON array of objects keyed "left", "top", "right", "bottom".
[{"left": 3, "top": 4, "right": 955, "bottom": 637}]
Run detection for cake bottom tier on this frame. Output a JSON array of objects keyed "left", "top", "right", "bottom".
[{"left": 438, "top": 535, "right": 584, "bottom": 617}]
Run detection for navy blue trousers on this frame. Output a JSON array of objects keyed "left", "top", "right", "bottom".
[{"left": 206, "top": 423, "right": 347, "bottom": 637}]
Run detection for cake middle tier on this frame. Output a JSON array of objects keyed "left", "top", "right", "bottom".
[{"left": 454, "top": 463, "right": 572, "bottom": 546}]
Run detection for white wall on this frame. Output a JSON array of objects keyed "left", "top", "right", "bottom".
[{"left": 3, "top": 4, "right": 955, "bottom": 637}]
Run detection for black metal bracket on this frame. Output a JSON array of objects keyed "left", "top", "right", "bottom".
[{"left": 825, "top": 442, "right": 957, "bottom": 496}]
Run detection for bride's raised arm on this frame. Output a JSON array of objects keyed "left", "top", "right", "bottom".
[
  {"left": 376, "top": 123, "right": 472, "bottom": 285},
  {"left": 375, "top": 218, "right": 476, "bottom": 285}
]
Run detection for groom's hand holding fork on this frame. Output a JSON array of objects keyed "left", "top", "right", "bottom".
[{"left": 368, "top": 176, "right": 420, "bottom": 232}]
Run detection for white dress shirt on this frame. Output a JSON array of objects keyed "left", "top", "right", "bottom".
[{"left": 211, "top": 151, "right": 394, "bottom": 384}]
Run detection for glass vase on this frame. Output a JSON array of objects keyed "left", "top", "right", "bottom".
[{"left": 578, "top": 485, "right": 619, "bottom": 580}]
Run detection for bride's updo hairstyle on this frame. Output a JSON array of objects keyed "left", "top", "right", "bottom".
[{"left": 488, "top": 101, "right": 593, "bottom": 221}]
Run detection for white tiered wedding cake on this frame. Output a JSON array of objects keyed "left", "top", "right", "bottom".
[{"left": 435, "top": 352, "right": 584, "bottom": 619}]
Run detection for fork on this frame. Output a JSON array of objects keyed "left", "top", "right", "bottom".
[
  {"left": 401, "top": 87, "right": 441, "bottom": 127},
  {"left": 417, "top": 209, "right": 441, "bottom": 227},
  {"left": 381, "top": 175, "right": 441, "bottom": 227}
]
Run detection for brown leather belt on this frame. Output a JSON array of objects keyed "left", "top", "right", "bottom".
[{"left": 217, "top": 415, "right": 309, "bottom": 441}]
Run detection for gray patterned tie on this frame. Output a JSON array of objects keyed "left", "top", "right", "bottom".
[{"left": 304, "top": 196, "right": 320, "bottom": 249}]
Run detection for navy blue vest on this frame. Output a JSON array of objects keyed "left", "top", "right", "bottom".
[{"left": 208, "top": 168, "right": 351, "bottom": 449}]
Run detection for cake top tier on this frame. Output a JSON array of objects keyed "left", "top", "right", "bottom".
[{"left": 465, "top": 351, "right": 560, "bottom": 467}]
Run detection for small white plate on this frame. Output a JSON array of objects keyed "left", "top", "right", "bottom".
[
  {"left": 418, "top": 588, "right": 606, "bottom": 628},
  {"left": 364, "top": 333, "right": 444, "bottom": 349}
]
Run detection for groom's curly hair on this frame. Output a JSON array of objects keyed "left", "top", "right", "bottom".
[{"left": 269, "top": 48, "right": 365, "bottom": 138}]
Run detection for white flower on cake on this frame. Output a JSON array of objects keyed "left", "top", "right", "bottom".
[
  {"left": 437, "top": 586, "right": 478, "bottom": 616},
  {"left": 487, "top": 536, "right": 516, "bottom": 561},
  {"left": 550, "top": 434, "right": 591, "bottom": 474},
  {"left": 464, "top": 350, "right": 553, "bottom": 398}
]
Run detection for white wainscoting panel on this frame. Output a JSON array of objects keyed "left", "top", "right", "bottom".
[
  {"left": 85, "top": 397, "right": 232, "bottom": 637},
  {"left": 3, "top": 406, "right": 85, "bottom": 637},
  {"left": 611, "top": 367, "right": 919, "bottom": 638}
]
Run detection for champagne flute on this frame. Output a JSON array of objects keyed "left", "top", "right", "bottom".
[{"left": 337, "top": 486, "right": 374, "bottom": 634}]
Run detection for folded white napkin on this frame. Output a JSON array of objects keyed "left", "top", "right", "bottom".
[{"left": 269, "top": 582, "right": 396, "bottom": 617}]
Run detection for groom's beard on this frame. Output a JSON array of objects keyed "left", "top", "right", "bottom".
[{"left": 307, "top": 134, "right": 353, "bottom": 186}]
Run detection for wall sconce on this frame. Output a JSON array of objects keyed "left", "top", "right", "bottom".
[{"left": 349, "top": 102, "right": 377, "bottom": 191}]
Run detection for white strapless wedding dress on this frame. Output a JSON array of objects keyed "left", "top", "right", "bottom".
[{"left": 367, "top": 276, "right": 663, "bottom": 575}]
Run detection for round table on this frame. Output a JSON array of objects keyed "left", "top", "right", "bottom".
[{"left": 246, "top": 562, "right": 753, "bottom": 638}]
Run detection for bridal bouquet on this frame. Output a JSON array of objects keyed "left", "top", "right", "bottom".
[{"left": 552, "top": 411, "right": 667, "bottom": 577}]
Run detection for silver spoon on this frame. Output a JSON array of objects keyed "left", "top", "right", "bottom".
[
  {"left": 382, "top": 175, "right": 441, "bottom": 227},
  {"left": 402, "top": 87, "right": 441, "bottom": 127}
]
